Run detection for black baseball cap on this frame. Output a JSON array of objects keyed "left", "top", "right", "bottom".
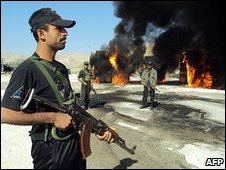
[
  {"left": 147, "top": 61, "right": 153, "bottom": 65},
  {"left": 84, "top": 62, "right": 89, "bottom": 65},
  {"left": 29, "top": 8, "right": 76, "bottom": 32}
]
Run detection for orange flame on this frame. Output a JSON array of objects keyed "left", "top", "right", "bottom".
[
  {"left": 112, "top": 72, "right": 129, "bottom": 84},
  {"left": 182, "top": 52, "right": 213, "bottom": 88},
  {"left": 109, "top": 52, "right": 118, "bottom": 70},
  {"left": 109, "top": 50, "right": 129, "bottom": 84},
  {"left": 93, "top": 76, "right": 101, "bottom": 84},
  {"left": 186, "top": 63, "right": 213, "bottom": 88},
  {"left": 158, "top": 79, "right": 167, "bottom": 84}
]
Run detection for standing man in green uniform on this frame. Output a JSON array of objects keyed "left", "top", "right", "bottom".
[
  {"left": 78, "top": 61, "right": 94, "bottom": 110},
  {"left": 140, "top": 61, "right": 157, "bottom": 110}
]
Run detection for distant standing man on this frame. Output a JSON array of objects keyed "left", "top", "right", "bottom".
[
  {"left": 78, "top": 62, "right": 94, "bottom": 110},
  {"left": 140, "top": 61, "right": 157, "bottom": 110}
]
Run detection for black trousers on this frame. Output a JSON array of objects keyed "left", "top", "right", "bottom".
[
  {"left": 80, "top": 84, "right": 91, "bottom": 109},
  {"left": 31, "top": 133, "right": 86, "bottom": 169},
  {"left": 142, "top": 85, "right": 155, "bottom": 107}
]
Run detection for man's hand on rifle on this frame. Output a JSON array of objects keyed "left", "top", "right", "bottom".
[
  {"left": 52, "top": 112, "right": 73, "bottom": 131},
  {"left": 152, "top": 86, "right": 160, "bottom": 92},
  {"left": 96, "top": 127, "right": 116, "bottom": 143}
]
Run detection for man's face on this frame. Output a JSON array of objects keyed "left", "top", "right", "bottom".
[
  {"left": 40, "top": 24, "right": 68, "bottom": 51},
  {"left": 146, "top": 64, "right": 152, "bottom": 69},
  {"left": 84, "top": 64, "right": 89, "bottom": 69}
]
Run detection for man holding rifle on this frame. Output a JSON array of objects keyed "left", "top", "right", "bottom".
[
  {"left": 1, "top": 8, "right": 115, "bottom": 169},
  {"left": 140, "top": 61, "right": 158, "bottom": 110},
  {"left": 77, "top": 61, "right": 95, "bottom": 110}
]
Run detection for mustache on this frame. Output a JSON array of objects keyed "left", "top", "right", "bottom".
[{"left": 60, "top": 37, "right": 67, "bottom": 41}]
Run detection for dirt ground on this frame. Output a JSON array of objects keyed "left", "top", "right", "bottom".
[
  {"left": 85, "top": 79, "right": 225, "bottom": 169},
  {"left": 1, "top": 73, "right": 225, "bottom": 169}
]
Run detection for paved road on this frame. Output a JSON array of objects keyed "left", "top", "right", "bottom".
[
  {"left": 86, "top": 104, "right": 225, "bottom": 169},
  {"left": 1, "top": 74, "right": 225, "bottom": 169}
]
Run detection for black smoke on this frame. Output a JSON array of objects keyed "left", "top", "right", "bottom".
[{"left": 91, "top": 1, "right": 225, "bottom": 88}]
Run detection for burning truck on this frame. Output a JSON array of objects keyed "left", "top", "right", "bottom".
[
  {"left": 89, "top": 51, "right": 113, "bottom": 83},
  {"left": 90, "top": 50, "right": 137, "bottom": 85},
  {"left": 89, "top": 47, "right": 224, "bottom": 90},
  {"left": 178, "top": 49, "right": 223, "bottom": 89}
]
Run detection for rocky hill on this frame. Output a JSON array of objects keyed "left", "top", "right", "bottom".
[{"left": 1, "top": 51, "right": 89, "bottom": 73}]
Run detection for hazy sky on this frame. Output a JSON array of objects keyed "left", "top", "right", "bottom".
[{"left": 1, "top": 1, "right": 121, "bottom": 56}]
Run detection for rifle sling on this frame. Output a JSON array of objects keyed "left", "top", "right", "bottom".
[{"left": 28, "top": 56, "right": 74, "bottom": 141}]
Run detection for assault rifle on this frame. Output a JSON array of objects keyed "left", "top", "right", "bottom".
[
  {"left": 155, "top": 88, "right": 161, "bottom": 92},
  {"left": 146, "top": 83, "right": 160, "bottom": 92},
  {"left": 20, "top": 88, "right": 136, "bottom": 159},
  {"left": 89, "top": 85, "right": 100, "bottom": 98}
]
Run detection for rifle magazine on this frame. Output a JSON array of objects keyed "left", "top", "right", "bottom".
[{"left": 80, "top": 123, "right": 92, "bottom": 159}]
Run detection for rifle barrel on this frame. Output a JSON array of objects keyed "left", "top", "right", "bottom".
[{"left": 115, "top": 136, "right": 137, "bottom": 155}]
